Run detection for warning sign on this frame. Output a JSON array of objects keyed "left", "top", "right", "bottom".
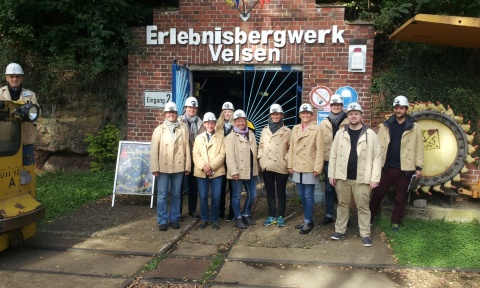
[{"left": 310, "top": 86, "right": 333, "bottom": 108}]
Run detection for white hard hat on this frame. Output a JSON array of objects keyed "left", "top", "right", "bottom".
[
  {"left": 203, "top": 112, "right": 217, "bottom": 122},
  {"left": 233, "top": 109, "right": 247, "bottom": 120},
  {"left": 5, "top": 63, "right": 24, "bottom": 75},
  {"left": 330, "top": 94, "right": 343, "bottom": 105},
  {"left": 393, "top": 95, "right": 409, "bottom": 107},
  {"left": 222, "top": 102, "right": 234, "bottom": 110},
  {"left": 164, "top": 102, "right": 178, "bottom": 112},
  {"left": 269, "top": 104, "right": 283, "bottom": 114},
  {"left": 299, "top": 103, "right": 313, "bottom": 113},
  {"left": 184, "top": 96, "right": 199, "bottom": 107},
  {"left": 346, "top": 102, "right": 363, "bottom": 114}
]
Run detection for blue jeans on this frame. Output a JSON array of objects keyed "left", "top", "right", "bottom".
[
  {"left": 297, "top": 183, "right": 315, "bottom": 223},
  {"left": 197, "top": 176, "right": 223, "bottom": 222},
  {"left": 231, "top": 177, "right": 257, "bottom": 218},
  {"left": 324, "top": 162, "right": 335, "bottom": 218},
  {"left": 156, "top": 172, "right": 183, "bottom": 225}
]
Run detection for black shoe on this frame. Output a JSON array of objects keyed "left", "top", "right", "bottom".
[
  {"left": 235, "top": 217, "right": 247, "bottom": 229},
  {"left": 212, "top": 222, "right": 220, "bottom": 231},
  {"left": 170, "top": 222, "right": 180, "bottom": 229},
  {"left": 188, "top": 211, "right": 201, "bottom": 220},
  {"left": 242, "top": 216, "right": 256, "bottom": 226},
  {"left": 198, "top": 221, "right": 208, "bottom": 230},
  {"left": 294, "top": 222, "right": 305, "bottom": 229},
  {"left": 321, "top": 216, "right": 334, "bottom": 225},
  {"left": 299, "top": 222, "right": 313, "bottom": 234},
  {"left": 158, "top": 224, "right": 168, "bottom": 231},
  {"left": 226, "top": 212, "right": 235, "bottom": 222}
]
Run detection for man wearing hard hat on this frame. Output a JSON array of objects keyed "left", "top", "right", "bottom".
[
  {"left": 0, "top": 63, "right": 39, "bottom": 165},
  {"left": 328, "top": 102, "right": 381, "bottom": 247},
  {"left": 369, "top": 95, "right": 424, "bottom": 232}
]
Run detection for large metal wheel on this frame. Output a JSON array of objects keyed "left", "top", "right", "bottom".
[{"left": 411, "top": 111, "right": 468, "bottom": 186}]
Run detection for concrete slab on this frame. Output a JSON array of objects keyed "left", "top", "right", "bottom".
[
  {"left": 215, "top": 261, "right": 400, "bottom": 288},
  {"left": 0, "top": 248, "right": 149, "bottom": 277},
  {"left": 0, "top": 271, "right": 126, "bottom": 288}
]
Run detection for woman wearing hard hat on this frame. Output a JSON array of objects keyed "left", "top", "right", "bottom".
[
  {"left": 287, "top": 103, "right": 325, "bottom": 234},
  {"left": 225, "top": 109, "right": 259, "bottom": 229},
  {"left": 258, "top": 104, "right": 291, "bottom": 228},
  {"left": 150, "top": 102, "right": 191, "bottom": 232},
  {"left": 192, "top": 112, "right": 226, "bottom": 231},
  {"left": 215, "top": 102, "right": 235, "bottom": 221}
]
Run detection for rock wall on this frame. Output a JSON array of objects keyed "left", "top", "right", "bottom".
[{"left": 35, "top": 93, "right": 111, "bottom": 171}]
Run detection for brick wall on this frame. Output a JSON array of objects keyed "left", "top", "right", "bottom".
[{"left": 127, "top": 0, "right": 375, "bottom": 141}]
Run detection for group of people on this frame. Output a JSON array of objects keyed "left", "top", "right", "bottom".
[{"left": 149, "top": 94, "right": 424, "bottom": 248}]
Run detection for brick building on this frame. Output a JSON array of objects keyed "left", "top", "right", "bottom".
[{"left": 127, "top": 0, "right": 375, "bottom": 142}]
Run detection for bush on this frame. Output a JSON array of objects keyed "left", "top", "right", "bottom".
[{"left": 84, "top": 124, "right": 120, "bottom": 171}]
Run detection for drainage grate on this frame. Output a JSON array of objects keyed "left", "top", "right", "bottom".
[{"left": 143, "top": 257, "right": 212, "bottom": 280}]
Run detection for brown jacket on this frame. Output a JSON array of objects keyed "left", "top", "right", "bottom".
[
  {"left": 328, "top": 125, "right": 382, "bottom": 184},
  {"left": 377, "top": 114, "right": 424, "bottom": 171},
  {"left": 192, "top": 131, "right": 226, "bottom": 178},
  {"left": 149, "top": 122, "right": 191, "bottom": 174},
  {"left": 258, "top": 125, "right": 291, "bottom": 174},
  {"left": 0, "top": 86, "right": 38, "bottom": 145},
  {"left": 319, "top": 117, "right": 349, "bottom": 161},
  {"left": 225, "top": 130, "right": 258, "bottom": 179},
  {"left": 287, "top": 123, "right": 325, "bottom": 173}
]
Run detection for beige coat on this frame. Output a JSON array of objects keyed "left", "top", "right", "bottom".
[
  {"left": 150, "top": 123, "right": 191, "bottom": 174},
  {"left": 319, "top": 117, "right": 349, "bottom": 161},
  {"left": 0, "top": 86, "right": 38, "bottom": 145},
  {"left": 377, "top": 115, "right": 424, "bottom": 171},
  {"left": 225, "top": 130, "right": 258, "bottom": 179},
  {"left": 258, "top": 125, "right": 291, "bottom": 174},
  {"left": 328, "top": 125, "right": 382, "bottom": 184},
  {"left": 287, "top": 123, "right": 324, "bottom": 173},
  {"left": 192, "top": 131, "right": 226, "bottom": 178}
]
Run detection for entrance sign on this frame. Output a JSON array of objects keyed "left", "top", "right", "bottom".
[
  {"left": 335, "top": 86, "right": 358, "bottom": 109},
  {"left": 310, "top": 86, "right": 333, "bottom": 108},
  {"left": 112, "top": 141, "right": 155, "bottom": 208},
  {"left": 144, "top": 91, "right": 172, "bottom": 108}
]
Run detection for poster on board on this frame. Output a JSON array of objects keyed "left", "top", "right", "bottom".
[{"left": 112, "top": 141, "right": 155, "bottom": 208}]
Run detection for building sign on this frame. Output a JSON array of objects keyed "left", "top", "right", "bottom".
[
  {"left": 146, "top": 26, "right": 345, "bottom": 63},
  {"left": 144, "top": 91, "right": 172, "bottom": 108},
  {"left": 310, "top": 86, "right": 333, "bottom": 109}
]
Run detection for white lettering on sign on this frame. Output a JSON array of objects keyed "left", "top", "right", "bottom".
[
  {"left": 146, "top": 26, "right": 345, "bottom": 62},
  {"left": 144, "top": 91, "right": 172, "bottom": 108}
]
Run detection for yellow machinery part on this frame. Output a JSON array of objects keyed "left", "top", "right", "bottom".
[{"left": 0, "top": 194, "right": 42, "bottom": 218}]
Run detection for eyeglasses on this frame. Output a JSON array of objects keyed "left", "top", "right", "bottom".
[{"left": 7, "top": 75, "right": 23, "bottom": 79}]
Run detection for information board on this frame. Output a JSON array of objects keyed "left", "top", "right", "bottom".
[{"left": 112, "top": 141, "right": 155, "bottom": 208}]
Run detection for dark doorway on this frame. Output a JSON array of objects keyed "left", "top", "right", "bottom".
[{"left": 192, "top": 69, "right": 302, "bottom": 139}]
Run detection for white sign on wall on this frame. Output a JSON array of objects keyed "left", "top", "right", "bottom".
[{"left": 144, "top": 91, "right": 172, "bottom": 108}]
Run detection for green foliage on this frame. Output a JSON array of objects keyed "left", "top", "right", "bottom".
[
  {"left": 84, "top": 124, "right": 120, "bottom": 171},
  {"left": 36, "top": 169, "right": 115, "bottom": 224},
  {"left": 377, "top": 216, "right": 480, "bottom": 269},
  {"left": 0, "top": 0, "right": 153, "bottom": 114},
  {"left": 371, "top": 43, "right": 480, "bottom": 122},
  {"left": 201, "top": 253, "right": 224, "bottom": 283},
  {"left": 143, "top": 255, "right": 166, "bottom": 272}
]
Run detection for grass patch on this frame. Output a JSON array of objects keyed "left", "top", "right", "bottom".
[
  {"left": 201, "top": 253, "right": 224, "bottom": 284},
  {"left": 36, "top": 169, "right": 115, "bottom": 225},
  {"left": 143, "top": 255, "right": 166, "bottom": 272},
  {"left": 377, "top": 216, "right": 480, "bottom": 269}
]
